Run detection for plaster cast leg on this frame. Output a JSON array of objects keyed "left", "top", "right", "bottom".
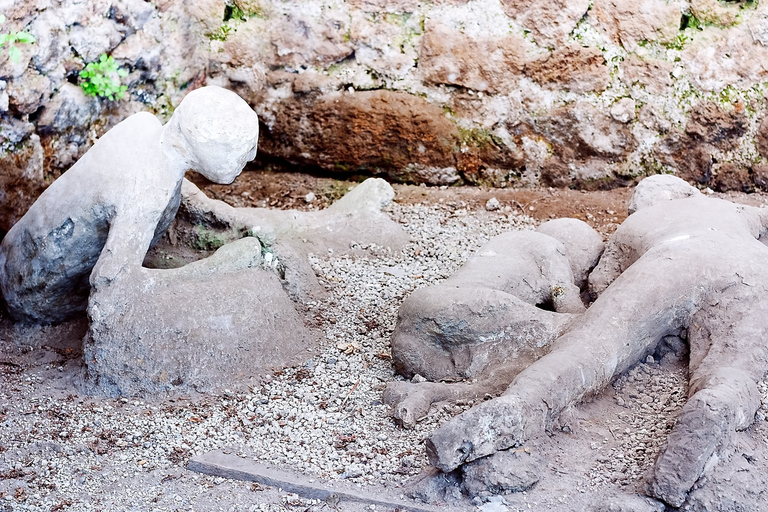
[
  {"left": 648, "top": 296, "right": 768, "bottom": 507},
  {"left": 648, "top": 368, "right": 760, "bottom": 507},
  {"left": 84, "top": 237, "right": 314, "bottom": 396},
  {"left": 426, "top": 251, "right": 715, "bottom": 472}
]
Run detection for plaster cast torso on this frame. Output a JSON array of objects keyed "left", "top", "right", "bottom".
[
  {"left": 0, "top": 112, "right": 183, "bottom": 323},
  {"left": 588, "top": 196, "right": 768, "bottom": 296}
]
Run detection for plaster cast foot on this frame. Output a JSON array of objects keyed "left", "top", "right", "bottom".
[
  {"left": 382, "top": 373, "right": 513, "bottom": 428},
  {"left": 425, "top": 394, "right": 543, "bottom": 472}
]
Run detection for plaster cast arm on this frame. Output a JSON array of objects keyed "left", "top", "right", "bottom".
[{"left": 89, "top": 210, "right": 162, "bottom": 289}]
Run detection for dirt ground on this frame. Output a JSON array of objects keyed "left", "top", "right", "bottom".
[{"left": 3, "top": 169, "right": 768, "bottom": 512}]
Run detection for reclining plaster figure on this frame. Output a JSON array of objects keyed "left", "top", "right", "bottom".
[
  {"left": 384, "top": 218, "right": 604, "bottom": 426},
  {"left": 394, "top": 175, "right": 768, "bottom": 507}
]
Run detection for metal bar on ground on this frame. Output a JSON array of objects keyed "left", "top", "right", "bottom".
[{"left": 187, "top": 450, "right": 442, "bottom": 512}]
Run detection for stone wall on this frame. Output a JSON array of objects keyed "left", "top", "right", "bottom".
[{"left": 4, "top": 0, "right": 768, "bottom": 230}]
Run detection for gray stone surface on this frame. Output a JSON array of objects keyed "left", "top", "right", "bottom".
[
  {"left": 462, "top": 449, "right": 542, "bottom": 497},
  {"left": 0, "top": 85, "right": 259, "bottom": 324},
  {"left": 37, "top": 83, "right": 102, "bottom": 134},
  {"left": 188, "top": 450, "right": 445, "bottom": 512},
  {"left": 589, "top": 494, "right": 665, "bottom": 512}
]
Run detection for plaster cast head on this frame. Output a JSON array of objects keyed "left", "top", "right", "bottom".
[
  {"left": 628, "top": 175, "right": 701, "bottom": 215},
  {"left": 161, "top": 86, "right": 259, "bottom": 184}
]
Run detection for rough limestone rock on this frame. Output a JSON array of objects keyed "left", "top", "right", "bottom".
[
  {"left": 691, "top": 0, "right": 741, "bottom": 27},
  {"left": 0, "top": 86, "right": 260, "bottom": 324},
  {"left": 0, "top": 133, "right": 45, "bottom": 235},
  {"left": 257, "top": 90, "right": 461, "bottom": 185},
  {"left": 685, "top": 101, "right": 748, "bottom": 152},
  {"left": 524, "top": 44, "right": 610, "bottom": 94},
  {"left": 419, "top": 21, "right": 526, "bottom": 94},
  {"left": 501, "top": 0, "right": 591, "bottom": 48},
  {"left": 83, "top": 237, "right": 314, "bottom": 396},
  {"left": 4, "top": 0, "right": 768, "bottom": 189},
  {"left": 268, "top": 9, "right": 353, "bottom": 69},
  {"left": 384, "top": 218, "right": 602, "bottom": 426},
  {"left": 713, "top": 163, "right": 753, "bottom": 193},
  {"left": 592, "top": 0, "right": 683, "bottom": 52},
  {"left": 756, "top": 115, "right": 768, "bottom": 160},
  {"left": 7, "top": 70, "right": 51, "bottom": 115},
  {"left": 653, "top": 101, "right": 750, "bottom": 188},
  {"left": 621, "top": 55, "right": 674, "bottom": 94},
  {"left": 681, "top": 26, "right": 768, "bottom": 91},
  {"left": 349, "top": 10, "right": 419, "bottom": 79},
  {"left": 531, "top": 101, "right": 636, "bottom": 186},
  {"left": 36, "top": 83, "right": 102, "bottom": 135},
  {"left": 610, "top": 97, "right": 637, "bottom": 124},
  {"left": 423, "top": 175, "right": 768, "bottom": 508}
]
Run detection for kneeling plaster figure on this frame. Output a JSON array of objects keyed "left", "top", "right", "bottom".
[
  {"left": 393, "top": 175, "right": 768, "bottom": 507},
  {"left": 0, "top": 85, "right": 408, "bottom": 396},
  {"left": 0, "top": 85, "right": 260, "bottom": 324}
]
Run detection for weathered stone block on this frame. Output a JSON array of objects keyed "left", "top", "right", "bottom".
[
  {"left": 501, "top": 0, "right": 590, "bottom": 48},
  {"left": 258, "top": 90, "right": 461, "bottom": 184},
  {"left": 592, "top": 0, "right": 683, "bottom": 51},
  {"left": 419, "top": 21, "right": 526, "bottom": 93}
]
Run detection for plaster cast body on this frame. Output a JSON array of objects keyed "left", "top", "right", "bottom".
[
  {"left": 404, "top": 175, "right": 768, "bottom": 507},
  {"left": 384, "top": 218, "right": 603, "bottom": 426},
  {"left": 0, "top": 86, "right": 260, "bottom": 323}
]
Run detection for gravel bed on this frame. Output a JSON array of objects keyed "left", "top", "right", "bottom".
[
  {"left": 589, "top": 361, "right": 688, "bottom": 489},
  {"left": 2, "top": 198, "right": 768, "bottom": 511}
]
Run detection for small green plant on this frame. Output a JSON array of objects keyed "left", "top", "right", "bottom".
[
  {"left": 680, "top": 12, "right": 702, "bottom": 31},
  {"left": 223, "top": 3, "right": 248, "bottom": 22},
  {"left": 79, "top": 53, "right": 128, "bottom": 101},
  {"left": 192, "top": 225, "right": 227, "bottom": 251},
  {"left": 664, "top": 32, "right": 689, "bottom": 51},
  {"left": 206, "top": 23, "right": 234, "bottom": 41},
  {"left": 0, "top": 14, "right": 35, "bottom": 63}
]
